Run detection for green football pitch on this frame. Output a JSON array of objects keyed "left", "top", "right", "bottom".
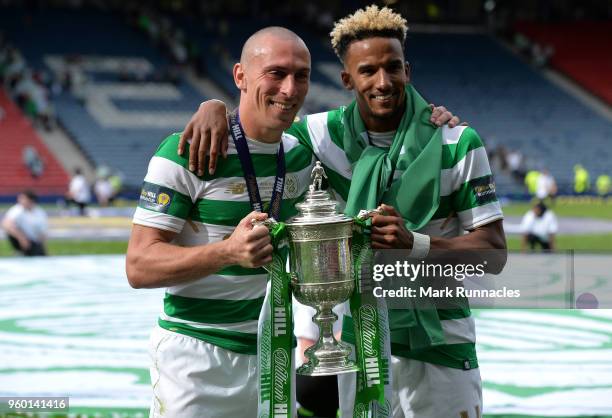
[
  {"left": 501, "top": 197, "right": 612, "bottom": 220},
  {"left": 2, "top": 235, "right": 612, "bottom": 257},
  {"left": 1, "top": 197, "right": 611, "bottom": 256}
]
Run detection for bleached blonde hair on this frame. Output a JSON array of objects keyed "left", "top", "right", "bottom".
[{"left": 330, "top": 5, "right": 408, "bottom": 61}]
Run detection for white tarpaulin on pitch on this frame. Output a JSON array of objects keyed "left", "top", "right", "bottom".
[{"left": 0, "top": 255, "right": 611, "bottom": 416}]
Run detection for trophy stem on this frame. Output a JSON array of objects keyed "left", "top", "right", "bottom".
[
  {"left": 315, "top": 304, "right": 336, "bottom": 344},
  {"left": 297, "top": 304, "right": 359, "bottom": 376}
]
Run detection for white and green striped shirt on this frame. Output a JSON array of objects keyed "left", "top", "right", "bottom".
[
  {"left": 287, "top": 109, "right": 503, "bottom": 233},
  {"left": 285, "top": 108, "right": 503, "bottom": 369},
  {"left": 133, "top": 132, "right": 315, "bottom": 354}
]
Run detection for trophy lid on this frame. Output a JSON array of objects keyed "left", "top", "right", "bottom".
[{"left": 287, "top": 162, "right": 352, "bottom": 225}]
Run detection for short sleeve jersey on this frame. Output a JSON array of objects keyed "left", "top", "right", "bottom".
[
  {"left": 285, "top": 108, "right": 504, "bottom": 370},
  {"left": 133, "top": 133, "right": 315, "bottom": 354}
]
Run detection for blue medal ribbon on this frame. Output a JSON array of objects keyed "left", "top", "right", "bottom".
[
  {"left": 229, "top": 109, "right": 285, "bottom": 219},
  {"left": 229, "top": 110, "right": 292, "bottom": 417}
]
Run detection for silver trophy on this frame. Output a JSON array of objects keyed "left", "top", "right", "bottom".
[
  {"left": 253, "top": 163, "right": 378, "bottom": 375},
  {"left": 285, "top": 163, "right": 379, "bottom": 376}
]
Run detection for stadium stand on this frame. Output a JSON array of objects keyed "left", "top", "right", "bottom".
[
  {"left": 174, "top": 16, "right": 353, "bottom": 115},
  {"left": 0, "top": 8, "right": 204, "bottom": 190},
  {"left": 1, "top": 6, "right": 609, "bottom": 196},
  {"left": 170, "top": 18, "right": 612, "bottom": 196},
  {"left": 408, "top": 32, "right": 611, "bottom": 196},
  {"left": 514, "top": 21, "right": 612, "bottom": 105},
  {"left": 0, "top": 90, "right": 69, "bottom": 195}
]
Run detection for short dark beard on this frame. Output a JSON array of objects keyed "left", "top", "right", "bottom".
[{"left": 359, "top": 95, "right": 406, "bottom": 132}]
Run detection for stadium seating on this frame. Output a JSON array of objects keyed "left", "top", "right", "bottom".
[
  {"left": 0, "top": 91, "right": 69, "bottom": 195},
  {"left": 0, "top": 8, "right": 204, "bottom": 190},
  {"left": 173, "top": 16, "right": 353, "bottom": 115},
  {"left": 407, "top": 33, "right": 612, "bottom": 195},
  {"left": 1, "top": 7, "right": 609, "bottom": 196},
  {"left": 515, "top": 21, "right": 612, "bottom": 105},
  {"left": 172, "top": 19, "right": 612, "bottom": 195}
]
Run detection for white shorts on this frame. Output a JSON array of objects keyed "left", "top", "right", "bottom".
[
  {"left": 148, "top": 326, "right": 258, "bottom": 418},
  {"left": 339, "top": 356, "right": 482, "bottom": 418}
]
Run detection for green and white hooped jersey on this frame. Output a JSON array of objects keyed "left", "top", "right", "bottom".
[
  {"left": 286, "top": 108, "right": 504, "bottom": 370},
  {"left": 133, "top": 133, "right": 315, "bottom": 355}
]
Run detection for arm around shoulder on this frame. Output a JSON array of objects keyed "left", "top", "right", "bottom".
[{"left": 178, "top": 99, "right": 230, "bottom": 175}]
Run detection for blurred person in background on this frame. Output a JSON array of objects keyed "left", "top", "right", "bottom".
[
  {"left": 2, "top": 47, "right": 26, "bottom": 86},
  {"left": 108, "top": 172, "right": 123, "bottom": 203},
  {"left": 506, "top": 148, "right": 526, "bottom": 182},
  {"left": 22, "top": 145, "right": 44, "bottom": 178},
  {"left": 94, "top": 175, "right": 114, "bottom": 207},
  {"left": 536, "top": 168, "right": 557, "bottom": 202},
  {"left": 491, "top": 144, "right": 508, "bottom": 172},
  {"left": 94, "top": 166, "right": 114, "bottom": 206},
  {"left": 13, "top": 69, "right": 54, "bottom": 130},
  {"left": 1, "top": 39, "right": 56, "bottom": 129},
  {"left": 574, "top": 164, "right": 590, "bottom": 194},
  {"left": 524, "top": 169, "right": 540, "bottom": 196},
  {"left": 1, "top": 190, "right": 48, "bottom": 256},
  {"left": 596, "top": 174, "right": 611, "bottom": 197},
  {"left": 520, "top": 201, "right": 557, "bottom": 252},
  {"left": 65, "top": 168, "right": 91, "bottom": 216}
]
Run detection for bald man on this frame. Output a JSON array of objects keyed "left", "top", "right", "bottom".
[{"left": 126, "top": 27, "right": 315, "bottom": 417}]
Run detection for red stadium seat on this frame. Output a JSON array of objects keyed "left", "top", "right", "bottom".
[
  {"left": 0, "top": 90, "right": 69, "bottom": 195},
  {"left": 515, "top": 21, "right": 612, "bottom": 105}
]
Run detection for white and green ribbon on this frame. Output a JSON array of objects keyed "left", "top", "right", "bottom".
[
  {"left": 257, "top": 219, "right": 392, "bottom": 417},
  {"left": 258, "top": 222, "right": 293, "bottom": 418},
  {"left": 350, "top": 218, "right": 393, "bottom": 417}
]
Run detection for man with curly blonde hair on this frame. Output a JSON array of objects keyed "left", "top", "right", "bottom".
[
  {"left": 320, "top": 8, "right": 504, "bottom": 418},
  {"left": 178, "top": 5, "right": 506, "bottom": 417}
]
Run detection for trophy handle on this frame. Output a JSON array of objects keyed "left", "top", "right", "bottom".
[
  {"left": 289, "top": 272, "right": 299, "bottom": 287},
  {"left": 251, "top": 218, "right": 279, "bottom": 229},
  {"left": 356, "top": 207, "right": 383, "bottom": 221}
]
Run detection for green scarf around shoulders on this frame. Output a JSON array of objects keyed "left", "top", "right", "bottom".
[
  {"left": 342, "top": 84, "right": 442, "bottom": 232},
  {"left": 341, "top": 84, "right": 446, "bottom": 350}
]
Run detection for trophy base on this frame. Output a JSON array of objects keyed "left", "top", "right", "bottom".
[{"left": 297, "top": 343, "right": 360, "bottom": 376}]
